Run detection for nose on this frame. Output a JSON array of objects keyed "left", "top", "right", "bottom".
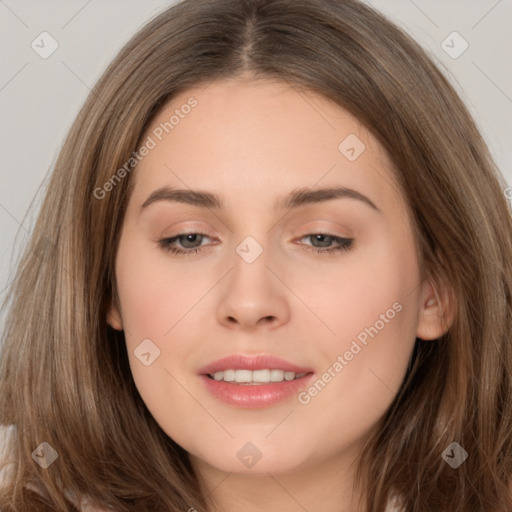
[{"left": 216, "top": 247, "right": 291, "bottom": 331}]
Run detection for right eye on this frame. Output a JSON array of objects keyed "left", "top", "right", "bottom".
[{"left": 158, "top": 232, "right": 214, "bottom": 256}]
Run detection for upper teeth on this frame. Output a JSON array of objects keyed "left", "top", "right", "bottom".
[{"left": 211, "top": 369, "right": 307, "bottom": 384}]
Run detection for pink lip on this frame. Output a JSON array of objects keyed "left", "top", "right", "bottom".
[
  {"left": 198, "top": 354, "right": 312, "bottom": 375},
  {"left": 198, "top": 354, "right": 315, "bottom": 409}
]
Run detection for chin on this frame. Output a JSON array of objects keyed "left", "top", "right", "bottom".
[{"left": 189, "top": 440, "right": 311, "bottom": 475}]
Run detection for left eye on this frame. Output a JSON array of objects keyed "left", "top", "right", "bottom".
[
  {"left": 157, "top": 232, "right": 354, "bottom": 256},
  {"left": 297, "top": 233, "right": 353, "bottom": 254}
]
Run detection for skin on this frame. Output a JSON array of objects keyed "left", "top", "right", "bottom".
[{"left": 107, "top": 76, "right": 453, "bottom": 512}]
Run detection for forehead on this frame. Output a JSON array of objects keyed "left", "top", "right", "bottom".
[
  {"left": 131, "top": 77, "right": 403, "bottom": 216},
  {"left": 144, "top": 77, "right": 368, "bottom": 153}
]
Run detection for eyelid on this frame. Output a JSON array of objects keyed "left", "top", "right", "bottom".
[
  {"left": 159, "top": 220, "right": 353, "bottom": 243},
  {"left": 296, "top": 219, "right": 353, "bottom": 236},
  {"left": 158, "top": 221, "right": 218, "bottom": 237}
]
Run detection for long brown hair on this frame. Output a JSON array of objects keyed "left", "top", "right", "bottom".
[{"left": 1, "top": 0, "right": 511, "bottom": 510}]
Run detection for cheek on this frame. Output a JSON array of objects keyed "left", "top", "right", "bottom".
[
  {"left": 313, "top": 232, "right": 419, "bottom": 351},
  {"left": 113, "top": 240, "right": 206, "bottom": 434},
  {"left": 114, "top": 235, "right": 211, "bottom": 341},
  {"left": 308, "top": 236, "right": 420, "bottom": 408},
  {"left": 302, "top": 235, "right": 420, "bottom": 432}
]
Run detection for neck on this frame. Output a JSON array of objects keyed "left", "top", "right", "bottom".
[{"left": 191, "top": 446, "right": 367, "bottom": 512}]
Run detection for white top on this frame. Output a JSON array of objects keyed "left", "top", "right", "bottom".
[
  {"left": 0, "top": 424, "right": 15, "bottom": 489},
  {"left": 0, "top": 424, "right": 401, "bottom": 511}
]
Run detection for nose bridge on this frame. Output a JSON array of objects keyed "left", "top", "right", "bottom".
[
  {"left": 230, "top": 233, "right": 275, "bottom": 302},
  {"left": 216, "top": 232, "right": 290, "bottom": 328}
]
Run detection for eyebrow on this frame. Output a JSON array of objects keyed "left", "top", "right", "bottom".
[{"left": 140, "top": 185, "right": 381, "bottom": 213}]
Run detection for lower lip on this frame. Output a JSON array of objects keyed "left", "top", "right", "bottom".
[{"left": 199, "top": 374, "right": 315, "bottom": 408}]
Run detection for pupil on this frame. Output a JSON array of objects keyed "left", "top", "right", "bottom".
[
  {"left": 183, "top": 234, "right": 200, "bottom": 248},
  {"left": 314, "top": 234, "right": 331, "bottom": 247}
]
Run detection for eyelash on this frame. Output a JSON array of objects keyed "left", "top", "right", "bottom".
[{"left": 157, "top": 232, "right": 354, "bottom": 256}]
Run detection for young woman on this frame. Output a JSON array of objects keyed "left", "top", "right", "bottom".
[{"left": 1, "top": 0, "right": 511, "bottom": 510}]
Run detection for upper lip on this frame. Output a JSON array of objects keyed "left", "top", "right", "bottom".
[{"left": 198, "top": 354, "right": 313, "bottom": 375}]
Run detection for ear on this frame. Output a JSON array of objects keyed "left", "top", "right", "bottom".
[
  {"left": 416, "top": 275, "right": 455, "bottom": 341},
  {"left": 106, "top": 296, "right": 123, "bottom": 331}
]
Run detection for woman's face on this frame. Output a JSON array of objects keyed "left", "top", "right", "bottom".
[{"left": 108, "top": 77, "right": 441, "bottom": 478}]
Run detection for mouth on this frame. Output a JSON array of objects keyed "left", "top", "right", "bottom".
[
  {"left": 206, "top": 369, "right": 309, "bottom": 384},
  {"left": 198, "top": 355, "right": 315, "bottom": 408}
]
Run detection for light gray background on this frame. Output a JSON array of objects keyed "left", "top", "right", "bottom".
[{"left": 0, "top": 0, "right": 511, "bottom": 332}]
